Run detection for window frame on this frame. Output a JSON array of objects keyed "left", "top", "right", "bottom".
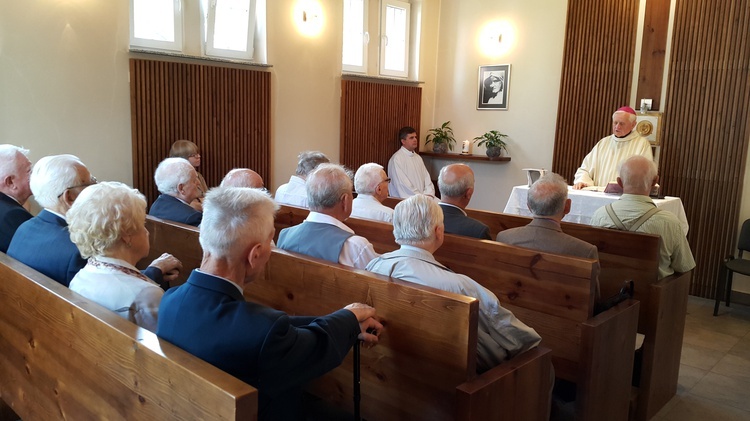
[
  {"left": 203, "top": 0, "right": 257, "bottom": 60},
  {"left": 342, "top": 0, "right": 369, "bottom": 73},
  {"left": 379, "top": 0, "right": 411, "bottom": 78},
  {"left": 129, "top": 0, "right": 184, "bottom": 52}
]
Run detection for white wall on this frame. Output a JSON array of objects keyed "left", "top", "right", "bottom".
[
  {"left": 426, "top": 0, "right": 567, "bottom": 212},
  {"left": 0, "top": 1, "right": 132, "bottom": 187}
]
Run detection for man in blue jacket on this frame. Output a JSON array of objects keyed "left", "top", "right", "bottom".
[
  {"left": 149, "top": 157, "right": 203, "bottom": 226},
  {"left": 157, "top": 186, "right": 382, "bottom": 420},
  {"left": 0, "top": 145, "right": 33, "bottom": 253},
  {"left": 8, "top": 154, "right": 181, "bottom": 287}
]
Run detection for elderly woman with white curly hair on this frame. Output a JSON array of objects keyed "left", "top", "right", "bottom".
[{"left": 68, "top": 182, "right": 176, "bottom": 331}]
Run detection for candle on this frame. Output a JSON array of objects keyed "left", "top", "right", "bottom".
[{"left": 461, "top": 140, "right": 470, "bottom": 154}]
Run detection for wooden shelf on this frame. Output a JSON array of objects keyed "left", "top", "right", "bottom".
[{"left": 419, "top": 151, "right": 511, "bottom": 162}]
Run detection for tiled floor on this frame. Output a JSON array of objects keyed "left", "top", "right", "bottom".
[{"left": 652, "top": 296, "right": 750, "bottom": 420}]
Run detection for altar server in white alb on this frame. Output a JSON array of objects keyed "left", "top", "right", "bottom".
[
  {"left": 387, "top": 126, "right": 435, "bottom": 198},
  {"left": 573, "top": 106, "right": 653, "bottom": 189}
]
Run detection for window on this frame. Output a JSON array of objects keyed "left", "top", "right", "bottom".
[
  {"left": 342, "top": 0, "right": 368, "bottom": 73},
  {"left": 203, "top": 0, "right": 257, "bottom": 60},
  {"left": 130, "top": 0, "right": 263, "bottom": 62},
  {"left": 130, "top": 0, "right": 183, "bottom": 52},
  {"left": 379, "top": 0, "right": 410, "bottom": 78}
]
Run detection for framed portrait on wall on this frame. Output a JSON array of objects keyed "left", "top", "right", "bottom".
[{"left": 477, "top": 64, "right": 510, "bottom": 110}]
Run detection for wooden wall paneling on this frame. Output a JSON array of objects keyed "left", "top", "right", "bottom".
[
  {"left": 661, "top": 0, "right": 750, "bottom": 298},
  {"left": 130, "top": 59, "right": 271, "bottom": 206},
  {"left": 552, "top": 0, "right": 640, "bottom": 184},
  {"left": 636, "top": 0, "right": 671, "bottom": 110},
  {"left": 340, "top": 79, "right": 422, "bottom": 173}
]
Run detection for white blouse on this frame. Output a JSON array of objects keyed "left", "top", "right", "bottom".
[{"left": 70, "top": 256, "right": 163, "bottom": 332}]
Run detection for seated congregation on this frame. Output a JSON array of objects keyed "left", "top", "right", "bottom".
[{"left": 0, "top": 130, "right": 695, "bottom": 420}]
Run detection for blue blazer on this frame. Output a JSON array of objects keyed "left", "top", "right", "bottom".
[
  {"left": 0, "top": 192, "right": 32, "bottom": 253},
  {"left": 149, "top": 194, "right": 202, "bottom": 227},
  {"left": 157, "top": 270, "right": 360, "bottom": 420},
  {"left": 7, "top": 209, "right": 86, "bottom": 287},
  {"left": 7, "top": 209, "right": 163, "bottom": 288},
  {"left": 439, "top": 203, "right": 492, "bottom": 240}
]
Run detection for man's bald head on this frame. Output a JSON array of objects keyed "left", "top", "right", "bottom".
[
  {"left": 618, "top": 155, "right": 658, "bottom": 195},
  {"left": 438, "top": 163, "right": 475, "bottom": 209},
  {"left": 221, "top": 168, "right": 264, "bottom": 189}
]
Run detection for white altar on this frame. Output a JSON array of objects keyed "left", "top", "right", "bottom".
[{"left": 503, "top": 185, "right": 689, "bottom": 235}]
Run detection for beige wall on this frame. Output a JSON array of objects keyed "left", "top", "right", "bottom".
[
  {"left": 426, "top": 0, "right": 567, "bottom": 212},
  {"left": 1, "top": 1, "right": 133, "bottom": 187}
]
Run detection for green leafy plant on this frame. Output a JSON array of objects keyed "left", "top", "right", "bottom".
[
  {"left": 425, "top": 121, "right": 457, "bottom": 152},
  {"left": 473, "top": 130, "right": 509, "bottom": 157}
]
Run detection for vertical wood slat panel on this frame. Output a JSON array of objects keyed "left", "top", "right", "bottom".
[
  {"left": 662, "top": 0, "right": 750, "bottom": 298},
  {"left": 340, "top": 79, "right": 422, "bottom": 172},
  {"left": 129, "top": 59, "right": 271, "bottom": 206},
  {"left": 552, "top": 0, "right": 640, "bottom": 185}
]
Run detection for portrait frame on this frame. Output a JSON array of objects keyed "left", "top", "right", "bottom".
[{"left": 477, "top": 64, "right": 510, "bottom": 110}]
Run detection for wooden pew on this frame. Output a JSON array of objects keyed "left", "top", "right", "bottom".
[
  {"left": 274, "top": 205, "right": 640, "bottom": 421},
  {"left": 0, "top": 253, "right": 257, "bottom": 421},
  {"left": 143, "top": 216, "right": 554, "bottom": 421},
  {"left": 443, "top": 207, "right": 690, "bottom": 421},
  {"left": 379, "top": 199, "right": 691, "bottom": 420}
]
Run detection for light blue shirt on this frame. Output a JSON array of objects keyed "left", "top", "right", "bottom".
[{"left": 366, "top": 245, "right": 541, "bottom": 372}]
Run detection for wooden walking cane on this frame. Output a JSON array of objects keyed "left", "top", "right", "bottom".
[{"left": 353, "top": 340, "right": 361, "bottom": 421}]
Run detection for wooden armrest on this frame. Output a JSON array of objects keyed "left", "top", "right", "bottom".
[
  {"left": 636, "top": 270, "right": 691, "bottom": 420},
  {"left": 455, "top": 347, "right": 553, "bottom": 421},
  {"left": 577, "top": 299, "right": 640, "bottom": 421}
]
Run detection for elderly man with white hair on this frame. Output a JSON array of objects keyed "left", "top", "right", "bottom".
[
  {"left": 7, "top": 155, "right": 180, "bottom": 287},
  {"left": 366, "top": 194, "right": 541, "bottom": 373},
  {"left": 149, "top": 157, "right": 203, "bottom": 226},
  {"left": 157, "top": 186, "right": 382, "bottom": 421},
  {"left": 573, "top": 106, "right": 654, "bottom": 189},
  {"left": 591, "top": 155, "right": 695, "bottom": 279},
  {"left": 275, "top": 151, "right": 329, "bottom": 207},
  {"left": 277, "top": 163, "right": 379, "bottom": 269},
  {"left": 351, "top": 162, "right": 394, "bottom": 223},
  {"left": 220, "top": 168, "right": 264, "bottom": 189},
  {"left": 0, "top": 144, "right": 33, "bottom": 252}
]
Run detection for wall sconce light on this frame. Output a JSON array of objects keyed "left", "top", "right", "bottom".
[
  {"left": 479, "top": 20, "right": 515, "bottom": 57},
  {"left": 295, "top": 0, "right": 324, "bottom": 37}
]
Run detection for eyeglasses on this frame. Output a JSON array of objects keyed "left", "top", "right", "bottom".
[
  {"left": 188, "top": 153, "right": 201, "bottom": 158},
  {"left": 58, "top": 176, "right": 97, "bottom": 198},
  {"left": 380, "top": 178, "right": 391, "bottom": 184}
]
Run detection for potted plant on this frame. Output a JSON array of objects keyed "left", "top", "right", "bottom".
[
  {"left": 473, "top": 130, "right": 509, "bottom": 158},
  {"left": 425, "top": 121, "right": 457, "bottom": 153}
]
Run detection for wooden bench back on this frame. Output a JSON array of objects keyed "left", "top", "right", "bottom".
[
  {"left": 0, "top": 253, "right": 257, "bottom": 421},
  {"left": 254, "top": 249, "right": 478, "bottom": 420},
  {"left": 275, "top": 206, "right": 599, "bottom": 378},
  {"left": 144, "top": 215, "right": 555, "bottom": 421},
  {"left": 343, "top": 211, "right": 643, "bottom": 420},
  {"left": 383, "top": 199, "right": 661, "bottom": 326}
]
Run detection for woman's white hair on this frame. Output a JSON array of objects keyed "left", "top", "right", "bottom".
[
  {"left": 68, "top": 182, "right": 147, "bottom": 259},
  {"left": 0, "top": 144, "right": 29, "bottom": 179},
  {"left": 393, "top": 194, "right": 443, "bottom": 246},
  {"left": 154, "top": 157, "right": 195, "bottom": 195},
  {"left": 306, "top": 163, "right": 353, "bottom": 210},
  {"left": 354, "top": 163, "right": 384, "bottom": 195},
  {"left": 30, "top": 154, "right": 87, "bottom": 209},
  {"left": 200, "top": 187, "right": 279, "bottom": 256}
]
